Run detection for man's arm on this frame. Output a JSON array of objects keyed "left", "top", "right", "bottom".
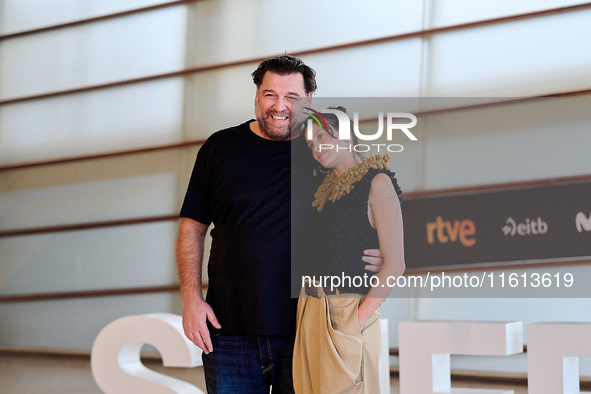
[{"left": 176, "top": 217, "right": 221, "bottom": 354}]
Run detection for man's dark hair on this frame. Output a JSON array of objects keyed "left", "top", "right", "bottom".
[{"left": 252, "top": 55, "right": 317, "bottom": 94}]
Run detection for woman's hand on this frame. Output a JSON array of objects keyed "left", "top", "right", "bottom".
[{"left": 357, "top": 302, "right": 375, "bottom": 329}]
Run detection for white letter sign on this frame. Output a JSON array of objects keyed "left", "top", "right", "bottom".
[
  {"left": 91, "top": 313, "right": 204, "bottom": 394},
  {"left": 528, "top": 322, "right": 591, "bottom": 393},
  {"left": 399, "top": 320, "right": 522, "bottom": 394}
]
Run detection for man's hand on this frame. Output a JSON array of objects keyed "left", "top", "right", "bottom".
[
  {"left": 363, "top": 248, "right": 384, "bottom": 273},
  {"left": 177, "top": 218, "right": 219, "bottom": 353},
  {"left": 182, "top": 297, "right": 221, "bottom": 354}
]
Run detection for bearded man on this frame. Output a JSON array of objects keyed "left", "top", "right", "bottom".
[{"left": 177, "top": 55, "right": 382, "bottom": 393}]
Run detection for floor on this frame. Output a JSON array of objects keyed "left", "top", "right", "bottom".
[{"left": 0, "top": 352, "right": 529, "bottom": 393}]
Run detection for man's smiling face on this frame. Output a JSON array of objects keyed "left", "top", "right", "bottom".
[{"left": 254, "top": 71, "right": 310, "bottom": 141}]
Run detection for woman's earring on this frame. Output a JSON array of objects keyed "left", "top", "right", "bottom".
[{"left": 313, "top": 165, "right": 330, "bottom": 176}]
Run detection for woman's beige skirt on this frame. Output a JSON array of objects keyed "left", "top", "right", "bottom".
[{"left": 292, "top": 286, "right": 381, "bottom": 394}]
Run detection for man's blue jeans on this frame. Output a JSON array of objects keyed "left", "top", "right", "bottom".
[{"left": 202, "top": 334, "right": 295, "bottom": 393}]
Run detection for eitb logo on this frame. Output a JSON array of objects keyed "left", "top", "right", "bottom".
[{"left": 303, "top": 107, "right": 418, "bottom": 153}]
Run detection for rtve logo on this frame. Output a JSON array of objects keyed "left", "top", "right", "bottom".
[
  {"left": 426, "top": 216, "right": 476, "bottom": 247},
  {"left": 576, "top": 211, "right": 591, "bottom": 233}
]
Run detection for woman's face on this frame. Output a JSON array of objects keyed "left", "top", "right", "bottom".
[{"left": 306, "top": 123, "right": 350, "bottom": 169}]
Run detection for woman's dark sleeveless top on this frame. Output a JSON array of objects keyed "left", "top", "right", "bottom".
[{"left": 319, "top": 167, "right": 402, "bottom": 294}]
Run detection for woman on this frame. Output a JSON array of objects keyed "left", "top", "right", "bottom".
[{"left": 293, "top": 107, "right": 406, "bottom": 394}]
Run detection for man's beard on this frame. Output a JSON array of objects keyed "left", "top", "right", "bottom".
[
  {"left": 255, "top": 104, "right": 292, "bottom": 141},
  {"left": 256, "top": 115, "right": 291, "bottom": 141}
]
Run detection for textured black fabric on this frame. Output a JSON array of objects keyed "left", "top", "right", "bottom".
[
  {"left": 320, "top": 167, "right": 402, "bottom": 294},
  {"left": 180, "top": 120, "right": 319, "bottom": 335}
]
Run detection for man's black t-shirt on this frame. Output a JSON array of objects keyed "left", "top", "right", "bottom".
[{"left": 180, "top": 120, "right": 319, "bottom": 336}]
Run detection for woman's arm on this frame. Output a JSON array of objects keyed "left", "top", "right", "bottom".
[{"left": 357, "top": 173, "right": 406, "bottom": 327}]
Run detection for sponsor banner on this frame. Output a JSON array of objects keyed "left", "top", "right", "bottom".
[{"left": 402, "top": 181, "right": 591, "bottom": 269}]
